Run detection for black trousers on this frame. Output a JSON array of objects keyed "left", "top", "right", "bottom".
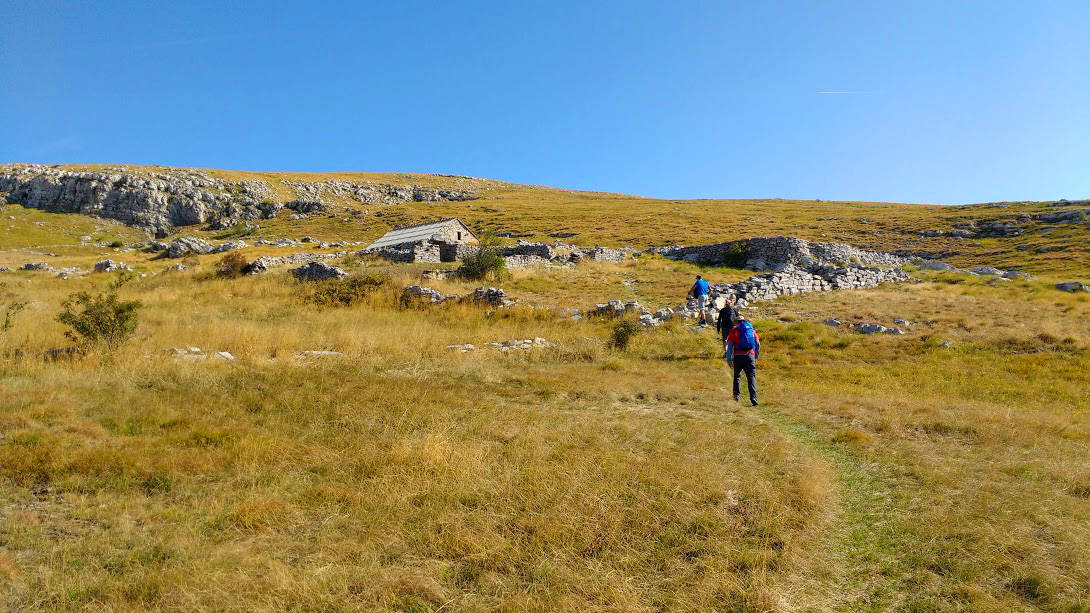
[{"left": 732, "top": 354, "right": 757, "bottom": 403}]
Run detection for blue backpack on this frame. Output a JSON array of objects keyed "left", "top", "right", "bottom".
[{"left": 735, "top": 321, "right": 755, "bottom": 351}]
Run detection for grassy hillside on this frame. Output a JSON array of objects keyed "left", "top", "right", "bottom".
[
  {"left": 0, "top": 169, "right": 1088, "bottom": 610},
  {"left": 18, "top": 164, "right": 1088, "bottom": 278}
]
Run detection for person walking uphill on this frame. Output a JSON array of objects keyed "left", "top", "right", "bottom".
[
  {"left": 716, "top": 298, "right": 737, "bottom": 355},
  {"left": 725, "top": 316, "right": 761, "bottom": 406},
  {"left": 689, "top": 275, "right": 711, "bottom": 325}
]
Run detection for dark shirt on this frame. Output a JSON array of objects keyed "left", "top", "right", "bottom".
[{"left": 716, "top": 306, "right": 736, "bottom": 338}]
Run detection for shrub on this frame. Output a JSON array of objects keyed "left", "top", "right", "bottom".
[
  {"left": 610, "top": 320, "right": 641, "bottom": 350},
  {"left": 305, "top": 275, "right": 389, "bottom": 308},
  {"left": 720, "top": 242, "right": 748, "bottom": 268},
  {"left": 215, "top": 252, "right": 249, "bottom": 278},
  {"left": 108, "top": 240, "right": 124, "bottom": 249},
  {"left": 457, "top": 233, "right": 507, "bottom": 281},
  {"left": 1, "top": 297, "right": 27, "bottom": 354},
  {"left": 56, "top": 276, "right": 142, "bottom": 351}
]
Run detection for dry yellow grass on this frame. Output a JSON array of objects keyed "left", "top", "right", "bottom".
[{"left": 1, "top": 176, "right": 1089, "bottom": 609}]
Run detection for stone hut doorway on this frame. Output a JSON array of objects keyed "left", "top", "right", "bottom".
[{"left": 439, "top": 243, "right": 458, "bottom": 262}]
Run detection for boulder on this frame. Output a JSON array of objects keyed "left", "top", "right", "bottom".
[
  {"left": 242, "top": 257, "right": 273, "bottom": 275},
  {"left": 1056, "top": 281, "right": 1090, "bottom": 293},
  {"left": 403, "top": 285, "right": 456, "bottom": 304},
  {"left": 166, "top": 237, "right": 215, "bottom": 258},
  {"left": 212, "top": 240, "right": 248, "bottom": 254},
  {"left": 1034, "top": 210, "right": 1086, "bottom": 224},
  {"left": 464, "top": 287, "right": 514, "bottom": 307},
  {"left": 290, "top": 262, "right": 348, "bottom": 281},
  {"left": 970, "top": 267, "right": 1004, "bottom": 276},
  {"left": 21, "top": 262, "right": 53, "bottom": 272},
  {"left": 917, "top": 261, "right": 957, "bottom": 272},
  {"left": 94, "top": 260, "right": 132, "bottom": 273},
  {"left": 856, "top": 323, "right": 904, "bottom": 335}
]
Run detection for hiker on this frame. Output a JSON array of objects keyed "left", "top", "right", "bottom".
[
  {"left": 725, "top": 315, "right": 760, "bottom": 406},
  {"left": 688, "top": 274, "right": 711, "bottom": 325},
  {"left": 716, "top": 298, "right": 737, "bottom": 355}
]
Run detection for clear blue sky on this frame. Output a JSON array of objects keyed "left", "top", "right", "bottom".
[{"left": 3, "top": 1, "right": 1088, "bottom": 204}]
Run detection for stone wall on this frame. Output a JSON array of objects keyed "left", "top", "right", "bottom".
[{"left": 652, "top": 237, "right": 907, "bottom": 271}]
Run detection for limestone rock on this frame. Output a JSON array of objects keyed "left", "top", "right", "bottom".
[
  {"left": 403, "top": 285, "right": 457, "bottom": 304},
  {"left": 1057, "top": 281, "right": 1090, "bottom": 293},
  {"left": 856, "top": 323, "right": 905, "bottom": 335},
  {"left": 290, "top": 262, "right": 348, "bottom": 281},
  {"left": 166, "top": 237, "right": 215, "bottom": 258},
  {"left": 465, "top": 287, "right": 514, "bottom": 307},
  {"left": 917, "top": 261, "right": 957, "bottom": 272},
  {"left": 94, "top": 260, "right": 132, "bottom": 273},
  {"left": 212, "top": 240, "right": 248, "bottom": 254}
]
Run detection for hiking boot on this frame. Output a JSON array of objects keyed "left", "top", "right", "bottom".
[
  {"left": 733, "top": 396, "right": 740, "bottom": 402},
  {"left": 751, "top": 400, "right": 759, "bottom": 407}
]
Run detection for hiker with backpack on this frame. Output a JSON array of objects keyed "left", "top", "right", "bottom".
[
  {"left": 716, "top": 298, "right": 737, "bottom": 353},
  {"left": 688, "top": 275, "right": 711, "bottom": 325},
  {"left": 725, "top": 316, "right": 760, "bottom": 406}
]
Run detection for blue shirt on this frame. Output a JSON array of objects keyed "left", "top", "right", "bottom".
[{"left": 692, "top": 279, "right": 710, "bottom": 296}]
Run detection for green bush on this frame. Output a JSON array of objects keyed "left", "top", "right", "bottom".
[
  {"left": 305, "top": 275, "right": 389, "bottom": 308},
  {"left": 457, "top": 233, "right": 507, "bottom": 281},
  {"left": 108, "top": 240, "right": 124, "bottom": 249},
  {"left": 57, "top": 277, "right": 142, "bottom": 351},
  {"left": 610, "top": 320, "right": 641, "bottom": 350},
  {"left": 720, "top": 242, "right": 748, "bottom": 268}
]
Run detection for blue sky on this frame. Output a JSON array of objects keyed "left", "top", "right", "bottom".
[{"left": 2, "top": 1, "right": 1088, "bottom": 204}]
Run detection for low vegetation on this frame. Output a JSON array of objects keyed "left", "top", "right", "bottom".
[
  {"left": 0, "top": 172, "right": 1088, "bottom": 609},
  {"left": 55, "top": 276, "right": 142, "bottom": 351},
  {"left": 456, "top": 233, "right": 507, "bottom": 281}
]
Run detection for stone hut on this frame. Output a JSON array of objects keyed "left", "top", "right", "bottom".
[{"left": 364, "top": 218, "right": 479, "bottom": 263}]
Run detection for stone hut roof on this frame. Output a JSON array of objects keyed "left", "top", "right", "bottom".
[{"left": 366, "top": 218, "right": 476, "bottom": 250}]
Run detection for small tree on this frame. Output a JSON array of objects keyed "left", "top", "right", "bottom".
[
  {"left": 457, "top": 232, "right": 507, "bottom": 281},
  {"left": 57, "top": 275, "right": 142, "bottom": 351}
]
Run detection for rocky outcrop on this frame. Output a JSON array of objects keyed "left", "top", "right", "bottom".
[
  {"left": 464, "top": 287, "right": 514, "bottom": 307},
  {"left": 94, "top": 260, "right": 132, "bottom": 273},
  {"left": 0, "top": 165, "right": 479, "bottom": 235},
  {"left": 290, "top": 262, "right": 348, "bottom": 281},
  {"left": 653, "top": 237, "right": 906, "bottom": 271},
  {"left": 165, "top": 237, "right": 216, "bottom": 258},
  {"left": 856, "top": 323, "right": 905, "bottom": 335},
  {"left": 403, "top": 285, "right": 457, "bottom": 304},
  {"left": 0, "top": 165, "right": 277, "bottom": 236},
  {"left": 285, "top": 180, "right": 477, "bottom": 205},
  {"left": 242, "top": 252, "right": 347, "bottom": 275},
  {"left": 1057, "top": 282, "right": 1090, "bottom": 293}
]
